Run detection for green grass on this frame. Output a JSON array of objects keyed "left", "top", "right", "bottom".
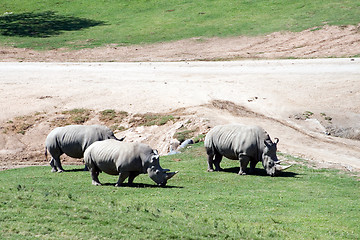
[
  {"left": 131, "top": 113, "right": 177, "bottom": 127},
  {"left": 174, "top": 127, "right": 197, "bottom": 143},
  {"left": 0, "top": 0, "right": 359, "bottom": 49},
  {"left": 0, "top": 143, "right": 359, "bottom": 239},
  {"left": 59, "top": 108, "right": 92, "bottom": 125},
  {"left": 142, "top": 114, "right": 175, "bottom": 126}
]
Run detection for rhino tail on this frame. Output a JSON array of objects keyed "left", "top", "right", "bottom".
[
  {"left": 116, "top": 136, "right": 126, "bottom": 141},
  {"left": 45, "top": 147, "right": 48, "bottom": 161}
]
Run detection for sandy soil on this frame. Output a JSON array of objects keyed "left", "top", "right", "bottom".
[{"left": 1, "top": 24, "right": 360, "bottom": 173}]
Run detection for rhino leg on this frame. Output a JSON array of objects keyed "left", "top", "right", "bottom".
[
  {"left": 50, "top": 157, "right": 64, "bottom": 173},
  {"left": 47, "top": 147, "right": 65, "bottom": 173},
  {"left": 207, "top": 154, "right": 215, "bottom": 172},
  {"left": 128, "top": 171, "right": 140, "bottom": 185},
  {"left": 90, "top": 168, "right": 101, "bottom": 186},
  {"left": 83, "top": 164, "right": 89, "bottom": 171},
  {"left": 115, "top": 172, "right": 130, "bottom": 187},
  {"left": 54, "top": 157, "right": 65, "bottom": 173},
  {"left": 49, "top": 158, "right": 58, "bottom": 172},
  {"left": 213, "top": 154, "right": 223, "bottom": 171},
  {"left": 249, "top": 160, "right": 258, "bottom": 174},
  {"left": 238, "top": 155, "right": 250, "bottom": 175}
]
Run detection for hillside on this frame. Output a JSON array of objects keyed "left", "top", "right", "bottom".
[{"left": 1, "top": 24, "right": 360, "bottom": 61}]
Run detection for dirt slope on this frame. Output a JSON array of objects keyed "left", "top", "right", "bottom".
[{"left": 0, "top": 24, "right": 359, "bottom": 62}]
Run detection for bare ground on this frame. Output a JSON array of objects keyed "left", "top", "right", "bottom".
[{"left": 1, "top": 24, "right": 360, "bottom": 174}]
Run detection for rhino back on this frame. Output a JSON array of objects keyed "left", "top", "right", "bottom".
[
  {"left": 205, "top": 124, "right": 264, "bottom": 160},
  {"left": 81, "top": 125, "right": 115, "bottom": 149},
  {"left": 46, "top": 125, "right": 115, "bottom": 158},
  {"left": 85, "top": 140, "right": 151, "bottom": 175}
]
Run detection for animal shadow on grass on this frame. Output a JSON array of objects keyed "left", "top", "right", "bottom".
[
  {"left": 0, "top": 11, "right": 105, "bottom": 37},
  {"left": 222, "top": 167, "right": 299, "bottom": 178},
  {"left": 101, "top": 182, "right": 183, "bottom": 189},
  {"left": 65, "top": 168, "right": 87, "bottom": 172}
]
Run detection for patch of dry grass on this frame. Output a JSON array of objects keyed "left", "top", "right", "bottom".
[
  {"left": 2, "top": 112, "right": 46, "bottom": 135},
  {"left": 130, "top": 113, "right": 179, "bottom": 127}
]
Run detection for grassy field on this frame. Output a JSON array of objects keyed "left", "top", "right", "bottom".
[
  {"left": 0, "top": 0, "right": 359, "bottom": 49},
  {"left": 0, "top": 143, "right": 359, "bottom": 239}
]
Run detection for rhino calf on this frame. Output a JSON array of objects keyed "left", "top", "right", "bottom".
[
  {"left": 45, "top": 125, "right": 122, "bottom": 172},
  {"left": 84, "top": 139, "right": 178, "bottom": 187},
  {"left": 204, "top": 124, "right": 291, "bottom": 176}
]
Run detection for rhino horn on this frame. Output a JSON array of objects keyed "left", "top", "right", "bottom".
[
  {"left": 165, "top": 171, "right": 179, "bottom": 180},
  {"left": 162, "top": 168, "right": 170, "bottom": 172},
  {"left": 275, "top": 164, "right": 292, "bottom": 171},
  {"left": 275, "top": 160, "right": 291, "bottom": 164}
]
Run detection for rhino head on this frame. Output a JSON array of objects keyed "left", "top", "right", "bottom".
[
  {"left": 262, "top": 138, "right": 292, "bottom": 176},
  {"left": 147, "top": 150, "right": 178, "bottom": 187}
]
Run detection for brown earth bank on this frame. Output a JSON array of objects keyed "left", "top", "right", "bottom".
[
  {"left": 0, "top": 24, "right": 360, "bottom": 62},
  {"left": 1, "top": 24, "right": 360, "bottom": 175}
]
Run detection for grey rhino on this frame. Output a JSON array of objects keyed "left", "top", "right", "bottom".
[
  {"left": 45, "top": 125, "right": 122, "bottom": 172},
  {"left": 84, "top": 139, "right": 178, "bottom": 187},
  {"left": 204, "top": 124, "right": 291, "bottom": 176}
]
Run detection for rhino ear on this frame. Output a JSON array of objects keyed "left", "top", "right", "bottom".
[
  {"left": 153, "top": 149, "right": 158, "bottom": 155},
  {"left": 274, "top": 138, "right": 279, "bottom": 144},
  {"left": 150, "top": 155, "right": 159, "bottom": 164},
  {"left": 264, "top": 140, "right": 271, "bottom": 148}
]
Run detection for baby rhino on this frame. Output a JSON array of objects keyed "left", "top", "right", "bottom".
[{"left": 84, "top": 139, "right": 178, "bottom": 187}]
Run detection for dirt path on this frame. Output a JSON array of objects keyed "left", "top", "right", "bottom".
[{"left": 1, "top": 59, "right": 360, "bottom": 173}]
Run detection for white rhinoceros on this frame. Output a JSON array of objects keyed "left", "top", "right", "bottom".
[
  {"left": 45, "top": 125, "right": 122, "bottom": 172},
  {"left": 84, "top": 139, "right": 178, "bottom": 187},
  {"left": 204, "top": 124, "right": 291, "bottom": 176}
]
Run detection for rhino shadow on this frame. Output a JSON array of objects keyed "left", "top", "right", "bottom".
[
  {"left": 222, "top": 167, "right": 299, "bottom": 178},
  {"left": 64, "top": 168, "right": 88, "bottom": 172},
  {"left": 0, "top": 11, "right": 105, "bottom": 37},
  {"left": 101, "top": 182, "right": 183, "bottom": 188}
]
